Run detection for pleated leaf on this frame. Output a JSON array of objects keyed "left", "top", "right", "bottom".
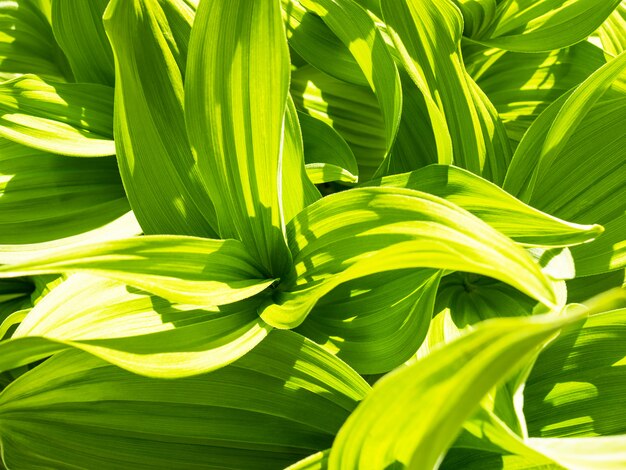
[
  {"left": 465, "top": 41, "right": 607, "bottom": 146},
  {"left": 328, "top": 311, "right": 585, "bottom": 470},
  {"left": 291, "top": 65, "right": 386, "bottom": 180},
  {"left": 185, "top": 0, "right": 292, "bottom": 278},
  {"left": 281, "top": 0, "right": 366, "bottom": 86},
  {"left": 261, "top": 187, "right": 556, "bottom": 329},
  {"left": 0, "top": 0, "right": 71, "bottom": 81},
  {"left": 296, "top": 269, "right": 441, "bottom": 374},
  {"left": 0, "top": 274, "right": 271, "bottom": 378},
  {"left": 104, "top": 0, "right": 218, "bottom": 238},
  {"left": 281, "top": 97, "right": 321, "bottom": 223},
  {"left": 0, "top": 236, "right": 275, "bottom": 306},
  {"left": 371, "top": 165, "right": 603, "bottom": 247},
  {"left": 299, "top": 111, "right": 359, "bottom": 184},
  {"left": 525, "top": 308, "right": 626, "bottom": 438},
  {"left": 0, "top": 74, "right": 115, "bottom": 156},
  {"left": 51, "top": 0, "right": 114, "bottom": 86},
  {"left": 598, "top": 2, "right": 626, "bottom": 56},
  {"left": 474, "top": 0, "right": 622, "bottom": 52},
  {"left": 0, "top": 139, "right": 130, "bottom": 248},
  {"left": 382, "top": 0, "right": 511, "bottom": 184},
  {"left": 504, "top": 52, "right": 626, "bottom": 276},
  {"left": 298, "top": 0, "right": 402, "bottom": 176},
  {"left": 0, "top": 332, "right": 370, "bottom": 469}
]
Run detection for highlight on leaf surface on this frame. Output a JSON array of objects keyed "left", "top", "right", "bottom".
[{"left": 0, "top": 0, "right": 625, "bottom": 468}]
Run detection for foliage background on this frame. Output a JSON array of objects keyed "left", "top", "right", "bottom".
[{"left": 0, "top": 0, "right": 625, "bottom": 468}]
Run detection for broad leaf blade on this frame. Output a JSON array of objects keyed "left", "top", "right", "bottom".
[
  {"left": 0, "top": 275, "right": 271, "bottom": 378},
  {"left": 0, "top": 332, "right": 369, "bottom": 469},
  {"left": 0, "top": 236, "right": 274, "bottom": 306},
  {"left": 328, "top": 312, "right": 585, "bottom": 470},
  {"left": 104, "top": 0, "right": 218, "bottom": 238},
  {"left": 0, "top": 0, "right": 71, "bottom": 81},
  {"left": 51, "top": 0, "right": 115, "bottom": 85},
  {"left": 475, "top": 0, "right": 622, "bottom": 52},
  {"left": 0, "top": 75, "right": 115, "bottom": 156},
  {"left": 371, "top": 165, "right": 603, "bottom": 247},
  {"left": 0, "top": 139, "right": 130, "bottom": 247},
  {"left": 261, "top": 187, "right": 557, "bottom": 329},
  {"left": 185, "top": 0, "right": 292, "bottom": 277},
  {"left": 382, "top": 0, "right": 511, "bottom": 183}
]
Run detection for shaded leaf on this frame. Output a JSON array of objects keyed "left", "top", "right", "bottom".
[
  {"left": 51, "top": 0, "right": 115, "bottom": 85},
  {"left": 104, "top": 0, "right": 218, "bottom": 238},
  {"left": 261, "top": 187, "right": 556, "bottom": 329},
  {"left": 0, "top": 275, "right": 271, "bottom": 378},
  {"left": 0, "top": 236, "right": 275, "bottom": 306},
  {"left": 0, "top": 332, "right": 369, "bottom": 469},
  {"left": 185, "top": 0, "right": 292, "bottom": 277},
  {"left": 0, "top": 75, "right": 115, "bottom": 156}
]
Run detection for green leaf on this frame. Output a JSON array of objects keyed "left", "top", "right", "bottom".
[
  {"left": 0, "top": 236, "right": 275, "bottom": 306},
  {"left": 281, "top": 97, "right": 322, "bottom": 223},
  {"left": 0, "top": 332, "right": 369, "bottom": 469},
  {"left": 328, "top": 311, "right": 585, "bottom": 470},
  {"left": 261, "top": 187, "right": 557, "bottom": 329},
  {"left": 291, "top": 65, "right": 386, "bottom": 180},
  {"left": 104, "top": 0, "right": 219, "bottom": 239},
  {"left": 0, "top": 0, "right": 71, "bottom": 81},
  {"left": 51, "top": 0, "right": 115, "bottom": 85},
  {"left": 382, "top": 0, "right": 511, "bottom": 184},
  {"left": 598, "top": 2, "right": 626, "bottom": 56},
  {"left": 525, "top": 308, "right": 626, "bottom": 438},
  {"left": 185, "top": 0, "right": 293, "bottom": 278},
  {"left": 385, "top": 71, "right": 442, "bottom": 174},
  {"left": 296, "top": 270, "right": 441, "bottom": 374},
  {"left": 370, "top": 165, "right": 603, "bottom": 247},
  {"left": 299, "top": 111, "right": 359, "bottom": 184},
  {"left": 473, "top": 0, "right": 622, "bottom": 52},
  {"left": 504, "top": 52, "right": 626, "bottom": 276},
  {"left": 0, "top": 75, "right": 115, "bottom": 156},
  {"left": 0, "top": 138, "right": 131, "bottom": 248},
  {"left": 464, "top": 41, "right": 607, "bottom": 146},
  {"left": 0, "top": 274, "right": 271, "bottom": 378},
  {"left": 297, "top": 0, "right": 402, "bottom": 176},
  {"left": 281, "top": 0, "right": 366, "bottom": 86}
]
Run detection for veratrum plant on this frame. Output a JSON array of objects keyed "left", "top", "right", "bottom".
[{"left": 0, "top": 0, "right": 624, "bottom": 468}]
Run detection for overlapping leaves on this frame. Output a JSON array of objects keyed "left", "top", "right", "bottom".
[{"left": 0, "top": 0, "right": 624, "bottom": 469}]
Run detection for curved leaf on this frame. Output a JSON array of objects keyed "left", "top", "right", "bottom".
[
  {"left": 0, "top": 332, "right": 370, "bottom": 469},
  {"left": 504, "top": 52, "right": 626, "bottom": 276},
  {"left": 371, "top": 165, "right": 603, "bottom": 247},
  {"left": 291, "top": 65, "right": 386, "bottom": 180},
  {"left": 104, "top": 0, "right": 218, "bottom": 238},
  {"left": 0, "top": 275, "right": 271, "bottom": 378},
  {"left": 0, "top": 236, "right": 274, "bottom": 306},
  {"left": 281, "top": 0, "right": 366, "bottom": 85},
  {"left": 261, "top": 187, "right": 556, "bottom": 329},
  {"left": 474, "top": 0, "right": 622, "bottom": 52},
  {"left": 51, "top": 0, "right": 115, "bottom": 85},
  {"left": 382, "top": 0, "right": 511, "bottom": 183},
  {"left": 328, "top": 312, "right": 585, "bottom": 470},
  {"left": 0, "top": 75, "right": 115, "bottom": 156},
  {"left": 297, "top": 269, "right": 441, "bottom": 374},
  {"left": 0, "top": 0, "right": 70, "bottom": 81},
  {"left": 298, "top": 0, "right": 402, "bottom": 176},
  {"left": 598, "top": 2, "right": 626, "bottom": 56},
  {"left": 0, "top": 138, "right": 130, "bottom": 247},
  {"left": 185, "top": 0, "right": 292, "bottom": 277},
  {"left": 299, "top": 111, "right": 359, "bottom": 184},
  {"left": 465, "top": 41, "right": 607, "bottom": 146}
]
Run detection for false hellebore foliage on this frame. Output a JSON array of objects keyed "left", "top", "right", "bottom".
[{"left": 0, "top": 0, "right": 625, "bottom": 468}]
